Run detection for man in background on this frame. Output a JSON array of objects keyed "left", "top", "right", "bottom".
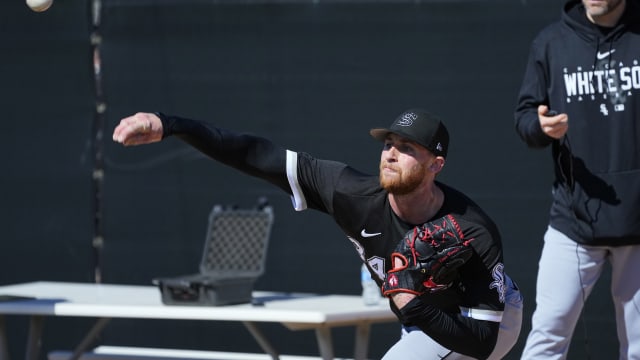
[{"left": 514, "top": 0, "right": 640, "bottom": 358}]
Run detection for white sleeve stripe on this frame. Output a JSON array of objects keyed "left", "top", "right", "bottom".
[
  {"left": 459, "top": 307, "right": 503, "bottom": 322},
  {"left": 286, "top": 150, "right": 307, "bottom": 211}
]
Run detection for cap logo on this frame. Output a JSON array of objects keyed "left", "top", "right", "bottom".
[
  {"left": 397, "top": 112, "right": 417, "bottom": 127},
  {"left": 436, "top": 143, "right": 443, "bottom": 152}
]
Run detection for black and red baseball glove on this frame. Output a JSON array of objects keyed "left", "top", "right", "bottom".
[{"left": 382, "top": 214, "right": 474, "bottom": 297}]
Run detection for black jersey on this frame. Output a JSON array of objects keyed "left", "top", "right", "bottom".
[
  {"left": 289, "top": 151, "right": 507, "bottom": 317},
  {"left": 160, "top": 114, "right": 509, "bottom": 358}
]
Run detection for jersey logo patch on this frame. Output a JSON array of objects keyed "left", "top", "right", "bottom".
[
  {"left": 360, "top": 229, "right": 382, "bottom": 238},
  {"left": 489, "top": 263, "right": 506, "bottom": 303},
  {"left": 596, "top": 49, "right": 615, "bottom": 60}
]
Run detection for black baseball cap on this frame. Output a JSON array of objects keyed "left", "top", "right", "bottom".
[{"left": 370, "top": 109, "right": 449, "bottom": 158}]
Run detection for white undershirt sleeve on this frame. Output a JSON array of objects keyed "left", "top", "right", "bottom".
[{"left": 286, "top": 150, "right": 307, "bottom": 211}]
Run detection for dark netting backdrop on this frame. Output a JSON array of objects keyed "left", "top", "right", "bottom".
[{"left": 0, "top": 0, "right": 618, "bottom": 358}]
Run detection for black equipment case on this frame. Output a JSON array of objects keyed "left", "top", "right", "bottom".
[{"left": 154, "top": 198, "right": 274, "bottom": 306}]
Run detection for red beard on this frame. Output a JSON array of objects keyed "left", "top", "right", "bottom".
[{"left": 379, "top": 162, "right": 428, "bottom": 195}]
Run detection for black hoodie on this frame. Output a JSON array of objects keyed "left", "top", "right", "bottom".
[{"left": 514, "top": 0, "right": 640, "bottom": 246}]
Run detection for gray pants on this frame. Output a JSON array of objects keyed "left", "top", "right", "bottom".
[
  {"left": 521, "top": 226, "right": 640, "bottom": 360},
  {"left": 382, "top": 275, "right": 523, "bottom": 359}
]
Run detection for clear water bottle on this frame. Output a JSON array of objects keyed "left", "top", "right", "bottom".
[{"left": 361, "top": 263, "right": 381, "bottom": 306}]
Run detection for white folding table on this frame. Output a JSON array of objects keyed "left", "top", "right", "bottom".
[{"left": 0, "top": 282, "right": 395, "bottom": 360}]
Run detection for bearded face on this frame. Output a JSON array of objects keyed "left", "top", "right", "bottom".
[{"left": 379, "top": 160, "right": 428, "bottom": 195}]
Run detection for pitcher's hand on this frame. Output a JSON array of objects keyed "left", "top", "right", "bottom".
[{"left": 113, "top": 112, "right": 163, "bottom": 146}]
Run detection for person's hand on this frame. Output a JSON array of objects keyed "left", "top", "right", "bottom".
[
  {"left": 113, "top": 112, "right": 163, "bottom": 146},
  {"left": 538, "top": 105, "right": 568, "bottom": 139},
  {"left": 390, "top": 292, "right": 416, "bottom": 309},
  {"left": 388, "top": 254, "right": 417, "bottom": 309}
]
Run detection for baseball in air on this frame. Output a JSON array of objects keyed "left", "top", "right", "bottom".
[{"left": 26, "top": 0, "right": 53, "bottom": 12}]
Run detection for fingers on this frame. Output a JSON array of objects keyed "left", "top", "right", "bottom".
[
  {"left": 112, "top": 113, "right": 152, "bottom": 141},
  {"left": 537, "top": 104, "right": 552, "bottom": 117},
  {"left": 112, "top": 112, "right": 162, "bottom": 146},
  {"left": 537, "top": 105, "right": 568, "bottom": 139},
  {"left": 388, "top": 253, "right": 409, "bottom": 272},
  {"left": 541, "top": 115, "right": 568, "bottom": 139}
]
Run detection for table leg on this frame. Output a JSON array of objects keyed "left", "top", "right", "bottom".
[
  {"left": 242, "top": 321, "right": 279, "bottom": 359},
  {"left": 67, "top": 318, "right": 111, "bottom": 360},
  {"left": 353, "top": 323, "right": 370, "bottom": 360},
  {"left": 314, "top": 327, "right": 334, "bottom": 360},
  {"left": 0, "top": 316, "right": 10, "bottom": 360},
  {"left": 25, "top": 316, "right": 44, "bottom": 360}
]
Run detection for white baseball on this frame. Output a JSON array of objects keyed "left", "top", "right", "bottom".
[{"left": 26, "top": 0, "right": 53, "bottom": 12}]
